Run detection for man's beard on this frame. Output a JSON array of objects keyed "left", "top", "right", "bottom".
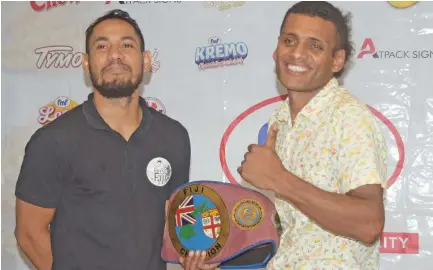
[{"left": 89, "top": 63, "right": 143, "bottom": 99}]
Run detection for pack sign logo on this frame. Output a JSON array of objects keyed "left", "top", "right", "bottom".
[
  {"left": 357, "top": 38, "right": 433, "bottom": 59},
  {"left": 38, "top": 96, "right": 78, "bottom": 125},
  {"left": 195, "top": 36, "right": 248, "bottom": 70}
]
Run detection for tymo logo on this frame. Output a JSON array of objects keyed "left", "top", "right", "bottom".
[
  {"left": 35, "top": 46, "right": 82, "bottom": 69},
  {"left": 219, "top": 94, "right": 405, "bottom": 189},
  {"left": 35, "top": 47, "right": 160, "bottom": 70}
]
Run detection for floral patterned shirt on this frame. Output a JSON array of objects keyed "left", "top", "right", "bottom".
[{"left": 266, "top": 78, "right": 388, "bottom": 270}]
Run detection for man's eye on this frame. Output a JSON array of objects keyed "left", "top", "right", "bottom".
[
  {"left": 311, "top": 44, "right": 323, "bottom": 51},
  {"left": 285, "top": 39, "right": 295, "bottom": 45}
]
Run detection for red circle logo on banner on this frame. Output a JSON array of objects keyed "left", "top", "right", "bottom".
[{"left": 220, "top": 95, "right": 405, "bottom": 188}]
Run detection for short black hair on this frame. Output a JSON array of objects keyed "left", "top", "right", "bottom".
[
  {"left": 85, "top": 9, "right": 145, "bottom": 54},
  {"left": 280, "top": 1, "right": 354, "bottom": 77}
]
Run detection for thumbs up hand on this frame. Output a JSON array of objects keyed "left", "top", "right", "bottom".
[
  {"left": 151, "top": 49, "right": 161, "bottom": 73},
  {"left": 237, "top": 123, "right": 287, "bottom": 191}
]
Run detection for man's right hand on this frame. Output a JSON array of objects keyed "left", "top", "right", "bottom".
[
  {"left": 15, "top": 199, "right": 55, "bottom": 270},
  {"left": 165, "top": 201, "right": 220, "bottom": 269},
  {"left": 179, "top": 251, "right": 220, "bottom": 270}
]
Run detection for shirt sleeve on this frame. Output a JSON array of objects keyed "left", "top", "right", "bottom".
[
  {"left": 337, "top": 106, "right": 388, "bottom": 194},
  {"left": 166, "top": 123, "right": 191, "bottom": 198},
  {"left": 179, "top": 127, "right": 191, "bottom": 187},
  {"left": 15, "top": 128, "right": 63, "bottom": 208}
]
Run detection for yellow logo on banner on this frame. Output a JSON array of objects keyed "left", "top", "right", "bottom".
[
  {"left": 203, "top": 1, "right": 245, "bottom": 11},
  {"left": 38, "top": 97, "right": 78, "bottom": 125},
  {"left": 388, "top": 1, "right": 417, "bottom": 8}
]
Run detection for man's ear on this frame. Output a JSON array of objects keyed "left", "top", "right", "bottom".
[
  {"left": 82, "top": 53, "right": 90, "bottom": 73},
  {"left": 332, "top": 49, "right": 346, "bottom": 74},
  {"left": 143, "top": 51, "right": 152, "bottom": 73}
]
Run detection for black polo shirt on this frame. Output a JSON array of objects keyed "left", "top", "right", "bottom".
[{"left": 15, "top": 94, "right": 191, "bottom": 270}]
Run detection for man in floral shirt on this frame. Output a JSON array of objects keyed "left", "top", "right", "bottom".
[{"left": 238, "top": 2, "right": 388, "bottom": 269}]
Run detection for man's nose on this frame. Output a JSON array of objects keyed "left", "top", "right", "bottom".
[
  {"left": 108, "top": 45, "right": 123, "bottom": 61},
  {"left": 290, "top": 42, "right": 309, "bottom": 61}
]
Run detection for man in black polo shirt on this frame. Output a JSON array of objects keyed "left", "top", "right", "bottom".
[{"left": 14, "top": 9, "right": 217, "bottom": 270}]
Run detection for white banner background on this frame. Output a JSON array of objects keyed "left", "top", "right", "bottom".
[{"left": 1, "top": 1, "right": 432, "bottom": 269}]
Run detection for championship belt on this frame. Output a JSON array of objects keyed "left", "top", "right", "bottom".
[{"left": 161, "top": 181, "right": 281, "bottom": 269}]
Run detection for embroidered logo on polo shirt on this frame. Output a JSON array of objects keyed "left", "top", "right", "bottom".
[{"left": 146, "top": 157, "right": 172, "bottom": 186}]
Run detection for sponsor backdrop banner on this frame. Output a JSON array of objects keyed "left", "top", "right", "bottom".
[{"left": 1, "top": 1, "right": 432, "bottom": 269}]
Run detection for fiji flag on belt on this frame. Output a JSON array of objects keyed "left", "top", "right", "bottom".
[{"left": 175, "top": 196, "right": 196, "bottom": 227}]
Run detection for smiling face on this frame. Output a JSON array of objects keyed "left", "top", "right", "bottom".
[
  {"left": 275, "top": 14, "right": 345, "bottom": 92},
  {"left": 83, "top": 18, "right": 151, "bottom": 99}
]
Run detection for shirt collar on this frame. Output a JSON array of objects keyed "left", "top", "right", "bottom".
[
  {"left": 82, "top": 93, "right": 153, "bottom": 133},
  {"left": 276, "top": 77, "right": 340, "bottom": 124}
]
